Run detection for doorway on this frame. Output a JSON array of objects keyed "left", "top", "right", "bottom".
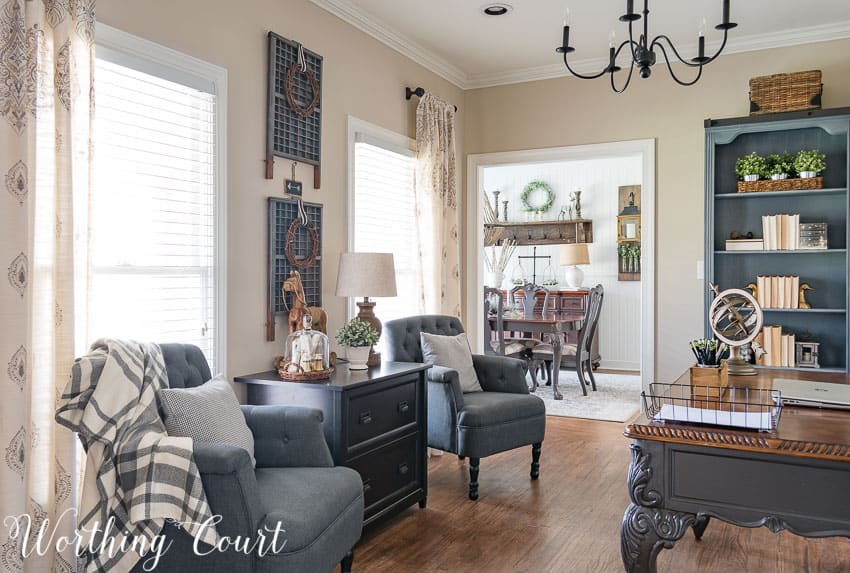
[{"left": 466, "top": 139, "right": 656, "bottom": 390}]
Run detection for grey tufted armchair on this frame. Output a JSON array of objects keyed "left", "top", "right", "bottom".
[
  {"left": 383, "top": 315, "right": 546, "bottom": 500},
  {"left": 131, "top": 343, "right": 364, "bottom": 573}
]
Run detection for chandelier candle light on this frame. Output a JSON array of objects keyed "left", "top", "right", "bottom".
[{"left": 556, "top": 0, "right": 737, "bottom": 93}]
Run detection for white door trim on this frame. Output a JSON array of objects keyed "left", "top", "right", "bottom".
[{"left": 466, "top": 139, "right": 656, "bottom": 390}]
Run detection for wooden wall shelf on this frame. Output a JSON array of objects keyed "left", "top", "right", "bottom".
[{"left": 484, "top": 220, "right": 592, "bottom": 246}]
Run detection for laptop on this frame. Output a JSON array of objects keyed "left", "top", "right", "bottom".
[{"left": 772, "top": 378, "right": 850, "bottom": 410}]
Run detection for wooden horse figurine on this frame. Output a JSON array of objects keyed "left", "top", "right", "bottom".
[{"left": 282, "top": 271, "right": 328, "bottom": 334}]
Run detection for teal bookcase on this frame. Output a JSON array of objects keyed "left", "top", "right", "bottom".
[{"left": 705, "top": 108, "right": 850, "bottom": 372}]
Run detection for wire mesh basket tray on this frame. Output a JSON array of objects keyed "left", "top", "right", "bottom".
[{"left": 642, "top": 383, "right": 782, "bottom": 432}]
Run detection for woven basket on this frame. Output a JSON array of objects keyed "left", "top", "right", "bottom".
[
  {"left": 278, "top": 363, "right": 334, "bottom": 381},
  {"left": 749, "top": 70, "right": 822, "bottom": 115},
  {"left": 737, "top": 176, "right": 823, "bottom": 193}
]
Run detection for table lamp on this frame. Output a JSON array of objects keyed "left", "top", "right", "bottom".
[
  {"left": 335, "top": 252, "right": 397, "bottom": 366},
  {"left": 560, "top": 244, "right": 590, "bottom": 288}
]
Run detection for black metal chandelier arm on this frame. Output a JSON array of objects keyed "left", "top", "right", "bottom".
[
  {"left": 562, "top": 52, "right": 611, "bottom": 80},
  {"left": 654, "top": 42, "right": 704, "bottom": 86},
  {"left": 650, "top": 28, "right": 729, "bottom": 68},
  {"left": 610, "top": 54, "right": 635, "bottom": 94}
]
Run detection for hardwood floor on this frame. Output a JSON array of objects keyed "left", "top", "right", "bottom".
[{"left": 338, "top": 416, "right": 850, "bottom": 573}]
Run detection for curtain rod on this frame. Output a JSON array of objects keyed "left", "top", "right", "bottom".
[{"left": 405, "top": 86, "right": 458, "bottom": 112}]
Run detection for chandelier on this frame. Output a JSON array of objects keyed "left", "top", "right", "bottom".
[{"left": 556, "top": 0, "right": 737, "bottom": 93}]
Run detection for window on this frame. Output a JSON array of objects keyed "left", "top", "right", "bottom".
[
  {"left": 349, "top": 120, "right": 421, "bottom": 322},
  {"left": 90, "top": 26, "right": 226, "bottom": 371}
]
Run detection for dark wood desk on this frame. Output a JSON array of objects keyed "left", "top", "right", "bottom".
[
  {"left": 621, "top": 369, "right": 850, "bottom": 572},
  {"left": 235, "top": 361, "right": 429, "bottom": 526},
  {"left": 491, "top": 312, "right": 584, "bottom": 400}
]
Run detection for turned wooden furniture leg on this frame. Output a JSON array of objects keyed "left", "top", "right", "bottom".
[
  {"left": 469, "top": 457, "right": 480, "bottom": 500},
  {"left": 550, "top": 332, "right": 565, "bottom": 400},
  {"left": 530, "top": 442, "right": 541, "bottom": 479},
  {"left": 341, "top": 550, "right": 354, "bottom": 573}
]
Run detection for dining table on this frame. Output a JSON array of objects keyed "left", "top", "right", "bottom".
[{"left": 490, "top": 311, "right": 585, "bottom": 400}]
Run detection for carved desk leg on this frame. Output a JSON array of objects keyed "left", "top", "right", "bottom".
[
  {"left": 621, "top": 443, "right": 699, "bottom": 573},
  {"left": 621, "top": 504, "right": 698, "bottom": 573}
]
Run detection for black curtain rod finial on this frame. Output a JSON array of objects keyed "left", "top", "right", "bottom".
[
  {"left": 405, "top": 86, "right": 458, "bottom": 111},
  {"left": 405, "top": 86, "right": 426, "bottom": 100}
]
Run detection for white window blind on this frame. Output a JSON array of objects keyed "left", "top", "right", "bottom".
[
  {"left": 90, "top": 55, "right": 219, "bottom": 368},
  {"left": 353, "top": 138, "right": 421, "bottom": 322}
]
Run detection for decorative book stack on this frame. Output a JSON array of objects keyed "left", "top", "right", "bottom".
[
  {"left": 755, "top": 275, "right": 800, "bottom": 309},
  {"left": 755, "top": 326, "right": 795, "bottom": 368},
  {"left": 760, "top": 214, "right": 827, "bottom": 250}
]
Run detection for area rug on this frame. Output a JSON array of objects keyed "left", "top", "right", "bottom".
[{"left": 529, "top": 372, "right": 642, "bottom": 423}]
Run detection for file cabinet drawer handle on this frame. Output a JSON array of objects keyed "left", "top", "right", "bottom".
[
  {"left": 398, "top": 462, "right": 409, "bottom": 475},
  {"left": 398, "top": 400, "right": 410, "bottom": 414},
  {"left": 363, "top": 480, "right": 372, "bottom": 493},
  {"left": 359, "top": 411, "right": 372, "bottom": 425}
]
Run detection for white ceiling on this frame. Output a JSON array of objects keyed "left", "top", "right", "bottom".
[{"left": 310, "top": 0, "right": 850, "bottom": 89}]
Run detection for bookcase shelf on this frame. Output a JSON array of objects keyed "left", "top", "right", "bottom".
[
  {"left": 715, "top": 249, "right": 847, "bottom": 255},
  {"left": 762, "top": 308, "right": 846, "bottom": 314},
  {"left": 715, "top": 187, "right": 847, "bottom": 199},
  {"left": 705, "top": 108, "right": 850, "bottom": 373}
]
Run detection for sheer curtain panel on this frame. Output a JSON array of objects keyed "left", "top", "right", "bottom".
[{"left": 0, "top": 0, "right": 95, "bottom": 571}]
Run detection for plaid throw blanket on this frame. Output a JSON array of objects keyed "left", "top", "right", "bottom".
[{"left": 56, "top": 339, "right": 219, "bottom": 573}]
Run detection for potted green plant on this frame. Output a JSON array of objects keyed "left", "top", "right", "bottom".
[
  {"left": 335, "top": 318, "right": 379, "bottom": 370},
  {"left": 735, "top": 152, "right": 767, "bottom": 182},
  {"left": 765, "top": 153, "right": 795, "bottom": 180},
  {"left": 794, "top": 149, "right": 826, "bottom": 179}
]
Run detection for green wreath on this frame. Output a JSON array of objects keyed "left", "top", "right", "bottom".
[{"left": 521, "top": 180, "right": 555, "bottom": 213}]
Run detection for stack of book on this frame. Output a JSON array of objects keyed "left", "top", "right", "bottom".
[
  {"left": 755, "top": 326, "right": 795, "bottom": 367},
  {"left": 755, "top": 275, "right": 799, "bottom": 309},
  {"left": 761, "top": 214, "right": 800, "bottom": 250}
]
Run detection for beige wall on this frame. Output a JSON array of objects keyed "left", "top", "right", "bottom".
[
  {"left": 96, "top": 0, "right": 465, "bottom": 379},
  {"left": 465, "top": 39, "right": 850, "bottom": 381}
]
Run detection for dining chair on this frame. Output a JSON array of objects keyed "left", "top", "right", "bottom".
[
  {"left": 531, "top": 284, "right": 604, "bottom": 396},
  {"left": 483, "top": 287, "right": 528, "bottom": 359}
]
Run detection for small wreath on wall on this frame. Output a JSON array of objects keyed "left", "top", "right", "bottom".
[
  {"left": 284, "top": 63, "right": 320, "bottom": 117},
  {"left": 521, "top": 180, "right": 555, "bottom": 213},
  {"left": 285, "top": 218, "right": 320, "bottom": 269}
]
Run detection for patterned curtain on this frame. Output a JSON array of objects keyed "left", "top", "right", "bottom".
[
  {"left": 414, "top": 93, "right": 461, "bottom": 317},
  {"left": 0, "top": 0, "right": 94, "bottom": 571}
]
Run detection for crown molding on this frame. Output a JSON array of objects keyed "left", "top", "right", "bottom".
[
  {"left": 309, "top": 0, "right": 468, "bottom": 88},
  {"left": 467, "top": 20, "right": 850, "bottom": 89},
  {"left": 308, "top": 0, "right": 850, "bottom": 91}
]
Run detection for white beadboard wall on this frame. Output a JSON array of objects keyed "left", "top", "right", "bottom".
[{"left": 482, "top": 156, "right": 643, "bottom": 371}]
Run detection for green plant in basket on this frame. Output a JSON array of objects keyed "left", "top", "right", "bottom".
[
  {"left": 765, "top": 153, "right": 795, "bottom": 178},
  {"left": 794, "top": 149, "right": 826, "bottom": 176},
  {"left": 735, "top": 152, "right": 767, "bottom": 179},
  {"left": 335, "top": 318, "right": 379, "bottom": 347}
]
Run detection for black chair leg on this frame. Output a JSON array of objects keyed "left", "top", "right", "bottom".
[
  {"left": 528, "top": 361, "right": 538, "bottom": 392},
  {"left": 531, "top": 442, "right": 541, "bottom": 479},
  {"left": 341, "top": 550, "right": 354, "bottom": 573},
  {"left": 546, "top": 360, "right": 553, "bottom": 384},
  {"left": 586, "top": 359, "right": 598, "bottom": 391},
  {"left": 576, "top": 361, "right": 589, "bottom": 396},
  {"left": 469, "top": 457, "right": 480, "bottom": 500}
]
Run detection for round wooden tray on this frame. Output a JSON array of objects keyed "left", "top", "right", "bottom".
[{"left": 277, "top": 366, "right": 334, "bottom": 382}]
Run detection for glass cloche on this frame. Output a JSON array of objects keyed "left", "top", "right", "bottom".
[{"left": 282, "top": 314, "right": 331, "bottom": 377}]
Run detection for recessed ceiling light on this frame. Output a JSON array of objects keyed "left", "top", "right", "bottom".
[{"left": 482, "top": 3, "right": 512, "bottom": 16}]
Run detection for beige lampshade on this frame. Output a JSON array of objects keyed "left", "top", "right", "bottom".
[
  {"left": 560, "top": 243, "right": 590, "bottom": 266},
  {"left": 335, "top": 252, "right": 398, "bottom": 297}
]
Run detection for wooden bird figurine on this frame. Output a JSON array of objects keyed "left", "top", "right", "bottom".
[
  {"left": 799, "top": 283, "right": 814, "bottom": 309},
  {"left": 745, "top": 282, "right": 758, "bottom": 301}
]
